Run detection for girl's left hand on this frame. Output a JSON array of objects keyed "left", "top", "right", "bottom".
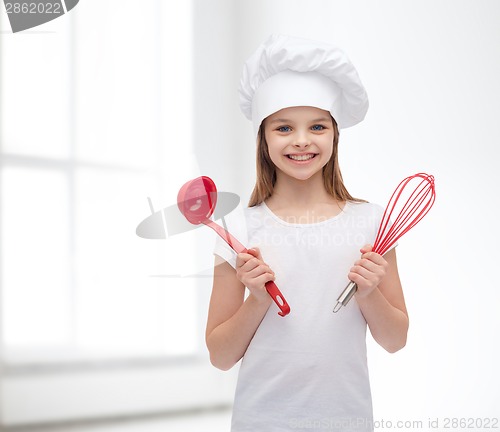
[{"left": 349, "top": 244, "right": 388, "bottom": 298}]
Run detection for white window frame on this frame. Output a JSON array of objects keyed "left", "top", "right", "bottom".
[{"left": 0, "top": 0, "right": 240, "bottom": 426}]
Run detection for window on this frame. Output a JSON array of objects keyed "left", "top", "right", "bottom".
[
  {"left": 0, "top": 0, "right": 201, "bottom": 365},
  {"left": 0, "top": 3, "right": 240, "bottom": 426}
]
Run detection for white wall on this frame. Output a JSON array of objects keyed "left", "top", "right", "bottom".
[
  {"left": 202, "top": 0, "right": 500, "bottom": 425},
  {"left": 1, "top": 0, "right": 499, "bottom": 427}
]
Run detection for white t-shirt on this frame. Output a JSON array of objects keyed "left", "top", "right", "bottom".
[{"left": 213, "top": 201, "right": 387, "bottom": 432}]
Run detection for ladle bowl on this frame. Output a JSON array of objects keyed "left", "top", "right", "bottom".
[{"left": 177, "top": 176, "right": 218, "bottom": 225}]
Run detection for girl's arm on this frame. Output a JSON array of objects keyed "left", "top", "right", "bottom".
[
  {"left": 205, "top": 248, "right": 274, "bottom": 371},
  {"left": 350, "top": 246, "right": 409, "bottom": 353}
]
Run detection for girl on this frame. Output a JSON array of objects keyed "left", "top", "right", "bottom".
[{"left": 206, "top": 35, "right": 408, "bottom": 432}]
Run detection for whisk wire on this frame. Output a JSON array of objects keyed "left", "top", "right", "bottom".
[
  {"left": 377, "top": 180, "right": 428, "bottom": 253},
  {"left": 373, "top": 173, "right": 435, "bottom": 256}
]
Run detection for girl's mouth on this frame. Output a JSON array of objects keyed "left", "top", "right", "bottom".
[{"left": 286, "top": 153, "right": 317, "bottom": 161}]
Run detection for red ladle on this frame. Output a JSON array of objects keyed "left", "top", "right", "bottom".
[{"left": 177, "top": 176, "right": 290, "bottom": 317}]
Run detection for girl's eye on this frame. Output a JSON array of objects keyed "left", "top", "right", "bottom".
[
  {"left": 277, "top": 126, "right": 292, "bottom": 133},
  {"left": 311, "top": 124, "right": 325, "bottom": 131}
]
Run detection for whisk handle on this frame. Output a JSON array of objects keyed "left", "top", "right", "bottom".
[{"left": 333, "top": 281, "right": 358, "bottom": 313}]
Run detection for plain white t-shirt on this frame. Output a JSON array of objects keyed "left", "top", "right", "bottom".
[{"left": 213, "top": 201, "right": 388, "bottom": 432}]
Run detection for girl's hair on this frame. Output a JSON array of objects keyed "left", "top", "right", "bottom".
[{"left": 248, "top": 116, "right": 366, "bottom": 207}]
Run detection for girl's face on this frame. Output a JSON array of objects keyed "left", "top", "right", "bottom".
[{"left": 263, "top": 106, "right": 334, "bottom": 183}]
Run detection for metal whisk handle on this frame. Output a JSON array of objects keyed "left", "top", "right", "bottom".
[{"left": 333, "top": 281, "right": 358, "bottom": 313}]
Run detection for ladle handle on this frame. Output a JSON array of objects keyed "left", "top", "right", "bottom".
[
  {"left": 203, "top": 219, "right": 247, "bottom": 253},
  {"left": 244, "top": 248, "right": 290, "bottom": 317},
  {"left": 203, "top": 219, "right": 291, "bottom": 317},
  {"left": 264, "top": 280, "right": 291, "bottom": 317}
]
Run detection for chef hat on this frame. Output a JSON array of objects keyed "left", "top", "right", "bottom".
[{"left": 238, "top": 34, "right": 369, "bottom": 137}]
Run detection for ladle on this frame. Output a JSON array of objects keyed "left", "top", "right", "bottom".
[{"left": 177, "top": 176, "right": 290, "bottom": 317}]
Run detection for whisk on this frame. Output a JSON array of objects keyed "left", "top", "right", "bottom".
[{"left": 333, "top": 172, "right": 436, "bottom": 313}]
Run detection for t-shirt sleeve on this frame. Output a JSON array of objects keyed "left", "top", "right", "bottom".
[
  {"left": 213, "top": 232, "right": 238, "bottom": 269},
  {"left": 212, "top": 206, "right": 249, "bottom": 270}
]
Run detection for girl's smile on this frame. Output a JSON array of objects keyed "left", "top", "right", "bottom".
[{"left": 285, "top": 152, "right": 318, "bottom": 162}]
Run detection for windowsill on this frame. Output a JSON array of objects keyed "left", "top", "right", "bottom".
[
  {"left": 1, "top": 353, "right": 205, "bottom": 376},
  {"left": 0, "top": 353, "right": 238, "bottom": 427}
]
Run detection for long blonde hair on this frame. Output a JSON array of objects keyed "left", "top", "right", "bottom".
[{"left": 248, "top": 116, "right": 365, "bottom": 207}]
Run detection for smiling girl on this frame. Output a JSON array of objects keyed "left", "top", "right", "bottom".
[{"left": 206, "top": 35, "right": 408, "bottom": 432}]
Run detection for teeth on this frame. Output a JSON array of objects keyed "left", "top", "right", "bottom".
[{"left": 288, "top": 154, "right": 315, "bottom": 161}]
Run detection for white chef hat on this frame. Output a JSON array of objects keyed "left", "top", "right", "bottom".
[{"left": 238, "top": 34, "right": 369, "bottom": 138}]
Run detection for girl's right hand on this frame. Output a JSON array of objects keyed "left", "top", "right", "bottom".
[{"left": 235, "top": 247, "right": 275, "bottom": 305}]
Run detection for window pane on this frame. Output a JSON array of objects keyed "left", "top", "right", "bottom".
[
  {"left": 73, "top": 1, "right": 158, "bottom": 168},
  {"left": 1, "top": 167, "right": 71, "bottom": 349},
  {"left": 0, "top": 0, "right": 200, "bottom": 363},
  {"left": 74, "top": 168, "right": 198, "bottom": 356},
  {"left": 0, "top": 17, "right": 71, "bottom": 159}
]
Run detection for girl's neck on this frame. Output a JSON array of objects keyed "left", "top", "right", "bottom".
[{"left": 265, "top": 171, "right": 343, "bottom": 216}]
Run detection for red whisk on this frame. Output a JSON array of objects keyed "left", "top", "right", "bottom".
[{"left": 333, "top": 173, "right": 436, "bottom": 313}]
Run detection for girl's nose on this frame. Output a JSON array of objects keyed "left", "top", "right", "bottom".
[{"left": 293, "top": 130, "right": 311, "bottom": 148}]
